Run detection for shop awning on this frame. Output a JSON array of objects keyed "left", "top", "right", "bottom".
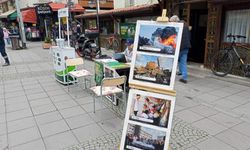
[
  {"left": 75, "top": 4, "right": 159, "bottom": 19},
  {"left": 49, "top": 2, "right": 84, "bottom": 12},
  {"left": 49, "top": 2, "right": 66, "bottom": 11},
  {"left": 0, "top": 9, "right": 16, "bottom": 19},
  {"left": 8, "top": 11, "right": 17, "bottom": 20},
  {"left": 71, "top": 4, "right": 85, "bottom": 12},
  {"left": 21, "top": 8, "right": 37, "bottom": 24}
]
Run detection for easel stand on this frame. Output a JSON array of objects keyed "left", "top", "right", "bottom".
[
  {"left": 119, "top": 9, "right": 175, "bottom": 150},
  {"left": 129, "top": 83, "right": 176, "bottom": 97}
]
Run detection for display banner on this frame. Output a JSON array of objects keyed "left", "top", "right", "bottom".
[{"left": 120, "top": 23, "right": 136, "bottom": 39}]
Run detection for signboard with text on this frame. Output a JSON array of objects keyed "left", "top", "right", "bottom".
[
  {"left": 58, "top": 7, "right": 69, "bottom": 18},
  {"left": 35, "top": 3, "right": 52, "bottom": 15}
]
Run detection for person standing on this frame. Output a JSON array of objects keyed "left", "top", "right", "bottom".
[
  {"left": 3, "top": 28, "right": 10, "bottom": 45},
  {"left": 0, "top": 26, "right": 10, "bottom": 66},
  {"left": 123, "top": 39, "right": 134, "bottom": 62},
  {"left": 170, "top": 15, "right": 191, "bottom": 83}
]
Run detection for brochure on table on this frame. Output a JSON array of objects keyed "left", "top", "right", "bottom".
[{"left": 120, "top": 20, "right": 183, "bottom": 150}]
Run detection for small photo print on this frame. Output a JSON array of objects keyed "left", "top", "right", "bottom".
[
  {"left": 133, "top": 53, "right": 174, "bottom": 86},
  {"left": 124, "top": 123, "right": 166, "bottom": 150},
  {"left": 129, "top": 94, "right": 171, "bottom": 128},
  {"left": 137, "top": 24, "right": 181, "bottom": 55}
]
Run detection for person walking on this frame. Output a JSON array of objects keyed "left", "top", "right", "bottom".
[
  {"left": 170, "top": 15, "right": 191, "bottom": 83},
  {"left": 0, "top": 26, "right": 10, "bottom": 66}
]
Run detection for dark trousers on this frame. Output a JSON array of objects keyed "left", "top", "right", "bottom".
[
  {"left": 0, "top": 44, "right": 7, "bottom": 57},
  {"left": 0, "top": 43, "right": 9, "bottom": 63}
]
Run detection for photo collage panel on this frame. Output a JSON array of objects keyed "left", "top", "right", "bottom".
[
  {"left": 120, "top": 89, "right": 176, "bottom": 150},
  {"left": 129, "top": 21, "right": 184, "bottom": 90}
]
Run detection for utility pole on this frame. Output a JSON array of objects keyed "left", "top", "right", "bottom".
[
  {"left": 15, "top": 0, "right": 27, "bottom": 49},
  {"left": 96, "top": 0, "right": 101, "bottom": 53}
]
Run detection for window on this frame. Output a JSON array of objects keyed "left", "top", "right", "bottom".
[
  {"left": 223, "top": 9, "right": 250, "bottom": 43},
  {"left": 125, "top": 0, "right": 134, "bottom": 7}
]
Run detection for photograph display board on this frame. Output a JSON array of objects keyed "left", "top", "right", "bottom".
[
  {"left": 121, "top": 20, "right": 183, "bottom": 150},
  {"left": 129, "top": 21, "right": 184, "bottom": 90},
  {"left": 120, "top": 89, "right": 176, "bottom": 150}
]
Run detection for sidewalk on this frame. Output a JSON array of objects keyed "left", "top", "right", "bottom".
[{"left": 0, "top": 42, "right": 250, "bottom": 150}]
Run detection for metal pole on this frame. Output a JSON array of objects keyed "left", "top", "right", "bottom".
[
  {"left": 96, "top": 0, "right": 101, "bottom": 53},
  {"left": 67, "top": 16, "right": 70, "bottom": 47},
  {"left": 44, "top": 19, "right": 48, "bottom": 37},
  {"left": 59, "top": 17, "right": 61, "bottom": 39},
  {"left": 15, "top": 0, "right": 27, "bottom": 49}
]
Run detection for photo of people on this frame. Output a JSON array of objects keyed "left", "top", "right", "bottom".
[
  {"left": 133, "top": 53, "right": 174, "bottom": 86},
  {"left": 124, "top": 124, "right": 166, "bottom": 150},
  {"left": 137, "top": 24, "right": 181, "bottom": 55},
  {"left": 130, "top": 94, "right": 171, "bottom": 128}
]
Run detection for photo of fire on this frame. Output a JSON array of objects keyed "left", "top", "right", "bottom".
[
  {"left": 137, "top": 24, "right": 180, "bottom": 55},
  {"left": 133, "top": 53, "right": 174, "bottom": 85}
]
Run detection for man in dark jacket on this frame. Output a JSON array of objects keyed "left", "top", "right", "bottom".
[
  {"left": 170, "top": 15, "right": 191, "bottom": 83},
  {"left": 0, "top": 26, "right": 10, "bottom": 66}
]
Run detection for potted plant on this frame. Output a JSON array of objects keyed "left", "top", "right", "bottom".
[{"left": 43, "top": 37, "right": 52, "bottom": 49}]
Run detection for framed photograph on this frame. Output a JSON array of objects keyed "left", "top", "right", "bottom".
[
  {"left": 136, "top": 21, "right": 183, "bottom": 55},
  {"left": 129, "top": 21, "right": 184, "bottom": 90},
  {"left": 128, "top": 90, "right": 173, "bottom": 129},
  {"left": 132, "top": 53, "right": 174, "bottom": 86},
  {"left": 120, "top": 89, "right": 176, "bottom": 150},
  {"left": 122, "top": 123, "right": 168, "bottom": 150}
]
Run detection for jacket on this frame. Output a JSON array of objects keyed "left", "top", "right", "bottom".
[
  {"left": 0, "top": 27, "right": 5, "bottom": 45},
  {"left": 180, "top": 23, "right": 191, "bottom": 50}
]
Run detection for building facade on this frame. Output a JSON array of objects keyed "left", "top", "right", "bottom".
[{"left": 174, "top": 0, "right": 250, "bottom": 76}]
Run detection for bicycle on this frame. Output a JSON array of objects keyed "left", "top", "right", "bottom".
[
  {"left": 211, "top": 34, "right": 250, "bottom": 77},
  {"left": 104, "top": 34, "right": 120, "bottom": 51}
]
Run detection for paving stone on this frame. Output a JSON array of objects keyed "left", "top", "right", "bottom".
[
  {"left": 11, "top": 139, "right": 46, "bottom": 150},
  {"left": 39, "top": 119, "right": 70, "bottom": 137},
  {"left": 8, "top": 127, "right": 41, "bottom": 147}
]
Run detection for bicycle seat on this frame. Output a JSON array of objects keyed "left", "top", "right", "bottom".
[{"left": 227, "top": 34, "right": 246, "bottom": 39}]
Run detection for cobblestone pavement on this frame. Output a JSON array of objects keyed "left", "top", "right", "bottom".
[
  {"left": 65, "top": 117, "right": 210, "bottom": 150},
  {"left": 1, "top": 42, "right": 250, "bottom": 150}
]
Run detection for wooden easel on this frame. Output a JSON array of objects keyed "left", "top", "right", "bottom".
[{"left": 156, "top": 9, "right": 169, "bottom": 22}]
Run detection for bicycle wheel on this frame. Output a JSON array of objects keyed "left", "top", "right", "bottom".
[
  {"left": 104, "top": 40, "right": 111, "bottom": 50},
  {"left": 112, "top": 39, "right": 120, "bottom": 51},
  {"left": 211, "top": 50, "right": 233, "bottom": 77}
]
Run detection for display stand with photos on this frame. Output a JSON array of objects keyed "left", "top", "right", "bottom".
[
  {"left": 51, "top": 7, "right": 76, "bottom": 84},
  {"left": 120, "top": 10, "right": 183, "bottom": 150}
]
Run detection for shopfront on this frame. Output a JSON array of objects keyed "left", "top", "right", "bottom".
[
  {"left": 164, "top": 0, "right": 249, "bottom": 76},
  {"left": 75, "top": 4, "right": 161, "bottom": 52}
]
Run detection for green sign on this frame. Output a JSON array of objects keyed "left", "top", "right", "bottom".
[
  {"left": 120, "top": 23, "right": 136, "bottom": 39},
  {"left": 95, "top": 61, "right": 104, "bottom": 85}
]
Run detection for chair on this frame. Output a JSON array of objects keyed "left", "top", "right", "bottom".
[
  {"left": 65, "top": 58, "right": 92, "bottom": 92},
  {"left": 90, "top": 76, "right": 127, "bottom": 113}
]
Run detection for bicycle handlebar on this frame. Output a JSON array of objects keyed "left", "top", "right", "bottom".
[{"left": 227, "top": 34, "right": 246, "bottom": 39}]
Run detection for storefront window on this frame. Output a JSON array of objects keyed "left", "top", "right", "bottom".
[{"left": 223, "top": 9, "right": 250, "bottom": 43}]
